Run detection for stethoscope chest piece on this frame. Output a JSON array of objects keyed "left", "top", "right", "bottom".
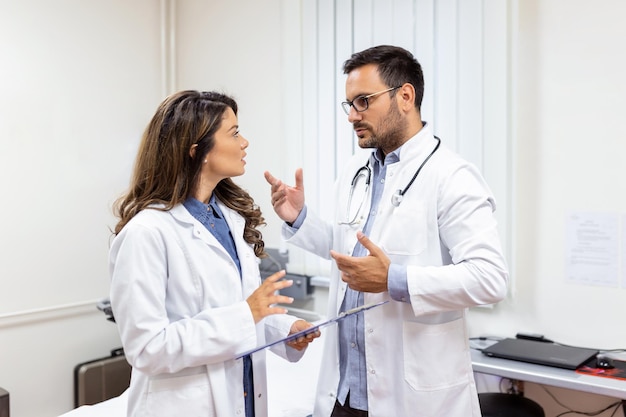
[{"left": 391, "top": 190, "right": 403, "bottom": 207}]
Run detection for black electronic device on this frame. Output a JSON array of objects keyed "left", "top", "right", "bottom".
[
  {"left": 482, "top": 338, "right": 599, "bottom": 370},
  {"left": 596, "top": 355, "right": 615, "bottom": 369}
]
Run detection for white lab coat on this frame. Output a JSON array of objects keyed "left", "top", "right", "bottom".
[
  {"left": 284, "top": 125, "right": 509, "bottom": 417},
  {"left": 109, "top": 203, "right": 303, "bottom": 417}
]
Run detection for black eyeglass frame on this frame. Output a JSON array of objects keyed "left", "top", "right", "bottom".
[{"left": 341, "top": 86, "right": 401, "bottom": 115}]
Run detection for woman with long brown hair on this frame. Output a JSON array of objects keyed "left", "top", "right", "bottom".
[{"left": 109, "top": 90, "right": 318, "bottom": 417}]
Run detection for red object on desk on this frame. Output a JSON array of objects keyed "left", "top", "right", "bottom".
[{"left": 576, "top": 358, "right": 626, "bottom": 381}]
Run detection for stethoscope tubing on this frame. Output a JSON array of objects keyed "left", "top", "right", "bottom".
[
  {"left": 392, "top": 136, "right": 441, "bottom": 206},
  {"left": 341, "top": 136, "right": 441, "bottom": 223}
]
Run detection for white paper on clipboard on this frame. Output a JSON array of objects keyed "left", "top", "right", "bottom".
[{"left": 235, "top": 300, "right": 389, "bottom": 359}]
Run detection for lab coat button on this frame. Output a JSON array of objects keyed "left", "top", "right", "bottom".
[{"left": 368, "top": 328, "right": 373, "bottom": 333}]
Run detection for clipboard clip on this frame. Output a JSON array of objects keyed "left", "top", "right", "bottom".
[{"left": 338, "top": 299, "right": 389, "bottom": 318}]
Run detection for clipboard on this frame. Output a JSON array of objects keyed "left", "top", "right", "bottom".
[{"left": 235, "top": 300, "right": 389, "bottom": 359}]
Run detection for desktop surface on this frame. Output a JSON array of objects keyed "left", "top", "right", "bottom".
[{"left": 471, "top": 348, "right": 626, "bottom": 400}]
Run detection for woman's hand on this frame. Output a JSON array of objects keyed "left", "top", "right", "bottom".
[
  {"left": 246, "top": 270, "right": 294, "bottom": 323},
  {"left": 285, "top": 319, "right": 321, "bottom": 351}
]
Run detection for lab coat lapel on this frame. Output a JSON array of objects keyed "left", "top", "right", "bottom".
[
  {"left": 217, "top": 202, "right": 260, "bottom": 298},
  {"left": 170, "top": 204, "right": 232, "bottom": 256},
  {"left": 392, "top": 126, "right": 440, "bottom": 188},
  {"left": 376, "top": 127, "right": 440, "bottom": 234}
]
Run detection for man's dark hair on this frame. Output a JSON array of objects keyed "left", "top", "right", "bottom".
[{"left": 343, "top": 45, "right": 424, "bottom": 110}]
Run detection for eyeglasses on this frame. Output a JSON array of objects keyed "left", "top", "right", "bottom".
[{"left": 341, "top": 86, "right": 401, "bottom": 115}]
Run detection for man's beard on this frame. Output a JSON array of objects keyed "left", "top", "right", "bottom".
[{"left": 355, "top": 102, "right": 407, "bottom": 153}]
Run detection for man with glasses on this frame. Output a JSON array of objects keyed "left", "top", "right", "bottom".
[{"left": 265, "top": 45, "right": 508, "bottom": 417}]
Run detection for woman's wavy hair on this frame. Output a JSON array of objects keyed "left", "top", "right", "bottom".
[{"left": 112, "top": 90, "right": 266, "bottom": 257}]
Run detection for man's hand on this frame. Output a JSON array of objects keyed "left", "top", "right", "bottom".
[
  {"left": 330, "top": 231, "right": 391, "bottom": 293},
  {"left": 264, "top": 169, "right": 305, "bottom": 224}
]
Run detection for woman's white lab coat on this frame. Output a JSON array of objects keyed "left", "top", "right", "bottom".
[
  {"left": 109, "top": 203, "right": 303, "bottom": 417},
  {"left": 283, "top": 125, "right": 509, "bottom": 417}
]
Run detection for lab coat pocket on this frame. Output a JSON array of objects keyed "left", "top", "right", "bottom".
[
  {"left": 402, "top": 317, "right": 469, "bottom": 390},
  {"left": 380, "top": 205, "right": 428, "bottom": 255},
  {"left": 146, "top": 371, "right": 214, "bottom": 416}
]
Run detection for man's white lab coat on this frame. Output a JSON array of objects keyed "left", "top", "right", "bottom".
[{"left": 284, "top": 125, "right": 508, "bottom": 417}]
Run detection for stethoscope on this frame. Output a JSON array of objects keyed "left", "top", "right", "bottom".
[{"left": 339, "top": 136, "right": 441, "bottom": 225}]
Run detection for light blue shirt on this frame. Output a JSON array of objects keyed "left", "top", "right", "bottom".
[
  {"left": 288, "top": 149, "right": 410, "bottom": 411},
  {"left": 183, "top": 195, "right": 254, "bottom": 417}
]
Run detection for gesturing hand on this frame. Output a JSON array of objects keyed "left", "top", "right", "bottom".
[
  {"left": 246, "top": 270, "right": 294, "bottom": 323},
  {"left": 330, "top": 231, "right": 391, "bottom": 293},
  {"left": 264, "top": 169, "right": 305, "bottom": 224}
]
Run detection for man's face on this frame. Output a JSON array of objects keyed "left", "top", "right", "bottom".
[{"left": 344, "top": 64, "right": 407, "bottom": 154}]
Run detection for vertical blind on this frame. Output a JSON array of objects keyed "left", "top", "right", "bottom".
[{"left": 281, "top": 0, "right": 513, "bottom": 277}]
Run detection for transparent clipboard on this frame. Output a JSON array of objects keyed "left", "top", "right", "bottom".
[{"left": 236, "top": 300, "right": 389, "bottom": 359}]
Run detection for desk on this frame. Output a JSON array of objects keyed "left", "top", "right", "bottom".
[{"left": 471, "top": 348, "right": 626, "bottom": 414}]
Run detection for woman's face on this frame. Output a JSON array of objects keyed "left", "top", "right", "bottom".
[{"left": 203, "top": 107, "right": 249, "bottom": 183}]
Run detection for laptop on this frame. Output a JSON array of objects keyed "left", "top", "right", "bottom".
[{"left": 481, "top": 338, "right": 599, "bottom": 370}]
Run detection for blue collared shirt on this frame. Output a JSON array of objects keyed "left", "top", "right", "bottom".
[
  {"left": 336, "top": 149, "right": 398, "bottom": 411},
  {"left": 183, "top": 195, "right": 253, "bottom": 417},
  {"left": 183, "top": 195, "right": 241, "bottom": 273},
  {"left": 288, "top": 149, "right": 410, "bottom": 411}
]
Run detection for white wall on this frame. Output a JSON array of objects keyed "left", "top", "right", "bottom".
[
  {"left": 467, "top": 1, "right": 626, "bottom": 414},
  {"left": 174, "top": 0, "right": 286, "bottom": 242},
  {"left": 2, "top": 1, "right": 626, "bottom": 416},
  {"left": 0, "top": 1, "right": 163, "bottom": 416},
  {"left": 0, "top": 1, "right": 290, "bottom": 416},
  {"left": 467, "top": 0, "right": 626, "bottom": 350}
]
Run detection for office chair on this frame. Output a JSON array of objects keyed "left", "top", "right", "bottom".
[{"left": 479, "top": 392, "right": 545, "bottom": 417}]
